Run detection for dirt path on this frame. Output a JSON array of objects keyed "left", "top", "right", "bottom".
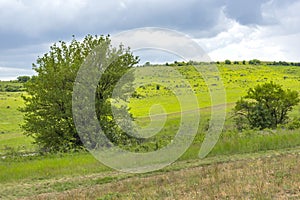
[{"left": 135, "top": 103, "right": 235, "bottom": 120}]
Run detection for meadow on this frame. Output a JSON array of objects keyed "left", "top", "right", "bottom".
[
  {"left": 0, "top": 91, "right": 34, "bottom": 155},
  {"left": 0, "top": 63, "right": 300, "bottom": 199}
]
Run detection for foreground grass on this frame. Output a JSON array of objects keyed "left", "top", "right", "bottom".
[
  {"left": 1, "top": 127, "right": 300, "bottom": 183},
  {"left": 1, "top": 128, "right": 300, "bottom": 199},
  {"left": 82, "top": 150, "right": 300, "bottom": 200},
  {"left": 0, "top": 152, "right": 110, "bottom": 183},
  {"left": 1, "top": 147, "right": 299, "bottom": 199}
]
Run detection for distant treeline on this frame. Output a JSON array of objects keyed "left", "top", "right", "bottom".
[
  {"left": 267, "top": 61, "right": 300, "bottom": 66},
  {"left": 143, "top": 59, "right": 300, "bottom": 67}
]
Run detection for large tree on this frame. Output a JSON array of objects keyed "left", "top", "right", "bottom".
[
  {"left": 234, "top": 82, "right": 300, "bottom": 130},
  {"left": 21, "top": 35, "right": 139, "bottom": 152}
]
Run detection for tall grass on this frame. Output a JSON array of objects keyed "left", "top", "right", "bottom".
[
  {"left": 1, "top": 127, "right": 300, "bottom": 185},
  {"left": 0, "top": 152, "right": 109, "bottom": 183}
]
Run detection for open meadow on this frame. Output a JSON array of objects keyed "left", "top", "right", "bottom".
[{"left": 0, "top": 63, "right": 300, "bottom": 199}]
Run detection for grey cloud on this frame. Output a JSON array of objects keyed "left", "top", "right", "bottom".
[
  {"left": 110, "top": 0, "right": 223, "bottom": 31},
  {"left": 0, "top": 0, "right": 274, "bottom": 48},
  {"left": 224, "top": 0, "right": 300, "bottom": 26},
  {"left": 0, "top": 0, "right": 299, "bottom": 80},
  {"left": 0, "top": 0, "right": 226, "bottom": 43},
  {"left": 224, "top": 0, "right": 269, "bottom": 25},
  {"left": 0, "top": 67, "right": 34, "bottom": 80},
  {"left": 0, "top": 0, "right": 228, "bottom": 68}
]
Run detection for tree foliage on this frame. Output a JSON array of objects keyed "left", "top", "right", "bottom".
[
  {"left": 249, "top": 59, "right": 261, "bottom": 65},
  {"left": 17, "top": 76, "right": 31, "bottom": 83},
  {"left": 225, "top": 59, "right": 231, "bottom": 65},
  {"left": 21, "top": 35, "right": 139, "bottom": 152},
  {"left": 234, "top": 82, "right": 300, "bottom": 130}
]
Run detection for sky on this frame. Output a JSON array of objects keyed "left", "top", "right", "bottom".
[{"left": 0, "top": 0, "right": 300, "bottom": 80}]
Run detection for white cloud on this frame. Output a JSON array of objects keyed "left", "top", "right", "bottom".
[
  {"left": 198, "top": 23, "right": 296, "bottom": 62},
  {"left": 112, "top": 28, "right": 210, "bottom": 62},
  {"left": 0, "top": 66, "right": 34, "bottom": 81},
  {"left": 196, "top": 1, "right": 300, "bottom": 62}
]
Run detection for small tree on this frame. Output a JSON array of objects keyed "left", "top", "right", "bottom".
[
  {"left": 225, "top": 59, "right": 231, "bottom": 65},
  {"left": 17, "top": 76, "right": 31, "bottom": 83},
  {"left": 249, "top": 59, "right": 261, "bottom": 65},
  {"left": 234, "top": 82, "right": 300, "bottom": 130},
  {"left": 21, "top": 35, "right": 139, "bottom": 152}
]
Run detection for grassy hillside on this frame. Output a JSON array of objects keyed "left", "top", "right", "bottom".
[
  {"left": 0, "top": 64, "right": 300, "bottom": 199},
  {"left": 1, "top": 64, "right": 300, "bottom": 153},
  {"left": 0, "top": 92, "right": 35, "bottom": 154},
  {"left": 126, "top": 64, "right": 300, "bottom": 152},
  {"left": 129, "top": 64, "right": 300, "bottom": 117},
  {"left": 0, "top": 81, "right": 25, "bottom": 92}
]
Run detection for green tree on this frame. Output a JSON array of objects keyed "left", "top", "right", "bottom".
[
  {"left": 225, "top": 59, "right": 231, "bottom": 65},
  {"left": 249, "top": 59, "right": 261, "bottom": 65},
  {"left": 234, "top": 82, "right": 300, "bottom": 130},
  {"left": 17, "top": 76, "right": 31, "bottom": 83},
  {"left": 21, "top": 35, "right": 139, "bottom": 152}
]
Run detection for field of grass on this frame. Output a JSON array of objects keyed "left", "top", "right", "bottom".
[
  {"left": 0, "top": 64, "right": 300, "bottom": 199},
  {"left": 0, "top": 92, "right": 35, "bottom": 154},
  {"left": 126, "top": 64, "right": 300, "bottom": 152},
  {"left": 0, "top": 81, "right": 24, "bottom": 92},
  {"left": 129, "top": 64, "right": 300, "bottom": 117}
]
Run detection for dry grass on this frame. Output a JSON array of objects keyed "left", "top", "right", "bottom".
[{"left": 27, "top": 151, "right": 300, "bottom": 200}]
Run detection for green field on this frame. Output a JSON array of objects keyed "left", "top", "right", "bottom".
[
  {"left": 130, "top": 64, "right": 300, "bottom": 117},
  {"left": 0, "top": 92, "right": 35, "bottom": 154},
  {"left": 0, "top": 64, "right": 300, "bottom": 199}
]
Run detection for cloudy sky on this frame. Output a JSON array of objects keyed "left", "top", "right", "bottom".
[{"left": 0, "top": 0, "right": 300, "bottom": 80}]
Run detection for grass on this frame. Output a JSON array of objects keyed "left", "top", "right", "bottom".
[
  {"left": 0, "top": 64, "right": 300, "bottom": 198},
  {"left": 90, "top": 151, "right": 300, "bottom": 200},
  {"left": 1, "top": 64, "right": 299, "bottom": 153},
  {"left": 0, "top": 132, "right": 34, "bottom": 153},
  {"left": 0, "top": 152, "right": 110, "bottom": 183},
  {"left": 0, "top": 81, "right": 24, "bottom": 92},
  {"left": 0, "top": 92, "right": 23, "bottom": 133},
  {"left": 1, "top": 127, "right": 299, "bottom": 182},
  {"left": 2, "top": 147, "right": 300, "bottom": 199},
  {"left": 129, "top": 64, "right": 300, "bottom": 117},
  {"left": 0, "top": 92, "right": 35, "bottom": 154},
  {"left": 210, "top": 129, "right": 300, "bottom": 156}
]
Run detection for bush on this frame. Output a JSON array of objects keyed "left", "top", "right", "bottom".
[
  {"left": 225, "top": 59, "right": 231, "bottom": 65},
  {"left": 286, "top": 117, "right": 300, "bottom": 130},
  {"left": 249, "top": 59, "right": 261, "bottom": 65},
  {"left": 17, "top": 76, "right": 31, "bottom": 83},
  {"left": 234, "top": 82, "right": 300, "bottom": 130}
]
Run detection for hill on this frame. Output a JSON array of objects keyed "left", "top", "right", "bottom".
[{"left": 0, "top": 63, "right": 300, "bottom": 199}]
